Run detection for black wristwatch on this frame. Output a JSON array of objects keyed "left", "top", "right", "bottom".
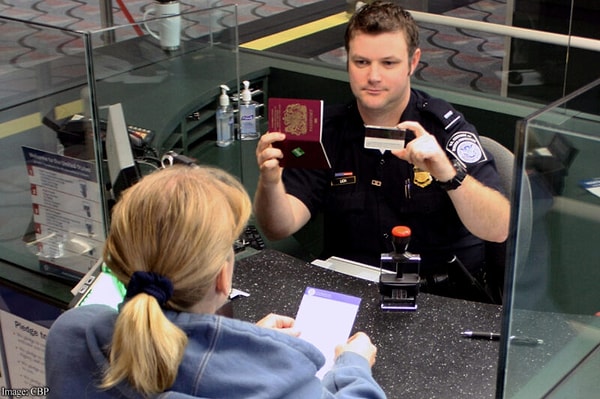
[{"left": 438, "top": 159, "right": 467, "bottom": 191}]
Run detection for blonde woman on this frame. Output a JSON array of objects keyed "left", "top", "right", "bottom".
[{"left": 45, "top": 165, "right": 385, "bottom": 399}]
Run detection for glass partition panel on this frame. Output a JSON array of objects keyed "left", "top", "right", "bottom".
[
  {"left": 0, "top": 17, "right": 100, "bottom": 278},
  {"left": 0, "top": 4, "right": 240, "bottom": 280},
  {"left": 498, "top": 78, "right": 600, "bottom": 398},
  {"left": 87, "top": 4, "right": 240, "bottom": 173}
]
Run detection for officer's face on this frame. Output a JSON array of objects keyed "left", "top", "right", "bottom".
[{"left": 348, "top": 31, "right": 420, "bottom": 124}]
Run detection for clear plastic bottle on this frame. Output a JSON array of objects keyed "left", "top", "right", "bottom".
[
  {"left": 215, "top": 84, "right": 234, "bottom": 147},
  {"left": 239, "top": 80, "right": 259, "bottom": 140}
]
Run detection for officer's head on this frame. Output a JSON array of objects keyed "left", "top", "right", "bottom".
[{"left": 345, "top": 1, "right": 420, "bottom": 61}]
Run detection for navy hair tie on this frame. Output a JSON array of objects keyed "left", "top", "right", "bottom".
[{"left": 126, "top": 271, "right": 174, "bottom": 305}]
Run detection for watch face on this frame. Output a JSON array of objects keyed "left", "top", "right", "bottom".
[{"left": 453, "top": 159, "right": 467, "bottom": 176}]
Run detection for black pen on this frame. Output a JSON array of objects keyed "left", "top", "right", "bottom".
[
  {"left": 461, "top": 331, "right": 500, "bottom": 340},
  {"left": 461, "top": 331, "right": 544, "bottom": 346}
]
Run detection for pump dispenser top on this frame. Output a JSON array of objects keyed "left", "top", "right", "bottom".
[
  {"left": 241, "top": 80, "right": 252, "bottom": 103},
  {"left": 219, "top": 84, "right": 230, "bottom": 106}
]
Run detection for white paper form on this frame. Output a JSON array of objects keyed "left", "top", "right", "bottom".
[
  {"left": 294, "top": 287, "right": 361, "bottom": 379},
  {"left": 580, "top": 178, "right": 600, "bottom": 198}
]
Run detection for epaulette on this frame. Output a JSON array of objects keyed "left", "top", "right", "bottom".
[{"left": 416, "top": 96, "right": 463, "bottom": 132}]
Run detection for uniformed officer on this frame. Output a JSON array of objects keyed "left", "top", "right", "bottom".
[{"left": 254, "top": 1, "right": 510, "bottom": 302}]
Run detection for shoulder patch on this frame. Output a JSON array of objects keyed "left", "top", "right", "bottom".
[{"left": 445, "top": 131, "right": 487, "bottom": 164}]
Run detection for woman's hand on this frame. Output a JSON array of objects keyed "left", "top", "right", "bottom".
[
  {"left": 256, "top": 313, "right": 300, "bottom": 337},
  {"left": 335, "top": 332, "right": 378, "bottom": 367}
]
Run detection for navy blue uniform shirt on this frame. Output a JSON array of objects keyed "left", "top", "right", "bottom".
[{"left": 283, "top": 89, "right": 504, "bottom": 272}]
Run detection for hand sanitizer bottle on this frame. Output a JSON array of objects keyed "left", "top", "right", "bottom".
[
  {"left": 215, "top": 84, "right": 234, "bottom": 147},
  {"left": 239, "top": 80, "right": 259, "bottom": 140}
]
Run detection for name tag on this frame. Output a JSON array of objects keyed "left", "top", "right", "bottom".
[{"left": 331, "top": 176, "right": 356, "bottom": 186}]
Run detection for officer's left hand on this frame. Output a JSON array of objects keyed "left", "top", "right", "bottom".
[{"left": 392, "top": 121, "right": 456, "bottom": 182}]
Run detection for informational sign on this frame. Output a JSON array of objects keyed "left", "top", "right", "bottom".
[
  {"left": 22, "top": 147, "right": 104, "bottom": 278},
  {"left": 0, "top": 284, "right": 62, "bottom": 397},
  {"left": 0, "top": 336, "right": 7, "bottom": 391},
  {"left": 0, "top": 311, "right": 49, "bottom": 397}
]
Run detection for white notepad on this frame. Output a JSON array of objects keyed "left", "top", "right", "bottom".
[{"left": 295, "top": 287, "right": 361, "bottom": 379}]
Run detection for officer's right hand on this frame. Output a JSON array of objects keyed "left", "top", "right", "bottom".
[{"left": 256, "top": 132, "right": 286, "bottom": 184}]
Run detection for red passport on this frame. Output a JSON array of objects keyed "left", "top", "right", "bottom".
[{"left": 268, "top": 97, "right": 331, "bottom": 169}]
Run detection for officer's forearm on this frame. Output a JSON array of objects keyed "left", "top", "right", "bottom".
[
  {"left": 448, "top": 175, "right": 510, "bottom": 242},
  {"left": 253, "top": 179, "right": 309, "bottom": 241}
]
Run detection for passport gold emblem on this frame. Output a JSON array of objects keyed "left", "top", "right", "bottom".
[{"left": 283, "top": 104, "right": 308, "bottom": 135}]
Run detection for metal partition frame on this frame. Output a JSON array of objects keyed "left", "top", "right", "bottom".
[{"left": 497, "top": 77, "right": 600, "bottom": 398}]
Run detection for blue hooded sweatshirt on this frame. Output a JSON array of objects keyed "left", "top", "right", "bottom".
[{"left": 45, "top": 304, "right": 386, "bottom": 399}]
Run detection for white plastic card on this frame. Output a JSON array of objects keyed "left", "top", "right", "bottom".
[{"left": 364, "top": 125, "right": 406, "bottom": 151}]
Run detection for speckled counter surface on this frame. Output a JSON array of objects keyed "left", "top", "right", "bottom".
[{"left": 231, "top": 249, "right": 502, "bottom": 398}]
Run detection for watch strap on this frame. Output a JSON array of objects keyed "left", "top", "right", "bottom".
[{"left": 438, "top": 159, "right": 467, "bottom": 191}]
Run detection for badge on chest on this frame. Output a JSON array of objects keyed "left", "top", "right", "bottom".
[{"left": 413, "top": 167, "right": 432, "bottom": 188}]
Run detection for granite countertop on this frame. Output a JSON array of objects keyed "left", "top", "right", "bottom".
[{"left": 231, "top": 249, "right": 502, "bottom": 398}]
